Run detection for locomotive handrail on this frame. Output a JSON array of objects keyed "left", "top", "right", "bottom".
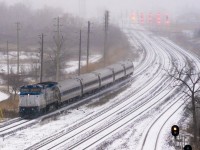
[{"left": 75, "top": 78, "right": 83, "bottom": 96}]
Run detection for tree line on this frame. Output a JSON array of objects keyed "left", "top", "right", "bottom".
[{"left": 0, "top": 3, "right": 133, "bottom": 99}]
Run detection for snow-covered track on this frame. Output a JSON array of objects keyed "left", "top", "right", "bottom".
[
  {"left": 90, "top": 31, "right": 191, "bottom": 150},
  {"left": 24, "top": 26, "right": 165, "bottom": 150},
  {"left": 3, "top": 26, "right": 198, "bottom": 150},
  {"left": 26, "top": 55, "right": 165, "bottom": 149},
  {"left": 0, "top": 117, "right": 22, "bottom": 128},
  {"left": 26, "top": 30, "right": 178, "bottom": 150},
  {"left": 65, "top": 83, "right": 183, "bottom": 150},
  {"left": 139, "top": 93, "right": 187, "bottom": 150},
  {"left": 0, "top": 32, "right": 149, "bottom": 140},
  {"left": 0, "top": 119, "right": 38, "bottom": 137},
  {"left": 135, "top": 31, "right": 196, "bottom": 150}
]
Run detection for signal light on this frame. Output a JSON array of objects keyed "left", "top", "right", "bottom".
[
  {"left": 131, "top": 12, "right": 136, "bottom": 23},
  {"left": 140, "top": 13, "right": 144, "bottom": 24},
  {"left": 171, "top": 125, "right": 179, "bottom": 137},
  {"left": 165, "top": 15, "right": 170, "bottom": 25},
  {"left": 156, "top": 12, "right": 161, "bottom": 24},
  {"left": 184, "top": 145, "right": 192, "bottom": 150}
]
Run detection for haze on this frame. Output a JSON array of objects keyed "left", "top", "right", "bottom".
[{"left": 0, "top": 0, "right": 199, "bottom": 19}]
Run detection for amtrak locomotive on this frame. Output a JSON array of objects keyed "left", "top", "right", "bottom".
[{"left": 19, "top": 60, "right": 134, "bottom": 118}]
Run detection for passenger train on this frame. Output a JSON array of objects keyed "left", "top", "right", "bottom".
[{"left": 19, "top": 60, "right": 134, "bottom": 118}]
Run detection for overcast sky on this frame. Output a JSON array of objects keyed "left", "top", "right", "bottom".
[{"left": 0, "top": 0, "right": 199, "bottom": 19}]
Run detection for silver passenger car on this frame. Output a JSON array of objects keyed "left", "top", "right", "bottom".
[
  {"left": 78, "top": 73, "right": 100, "bottom": 94},
  {"left": 120, "top": 60, "right": 134, "bottom": 76},
  {"left": 107, "top": 63, "right": 125, "bottom": 81},
  {"left": 57, "top": 78, "right": 82, "bottom": 103},
  {"left": 93, "top": 68, "right": 114, "bottom": 87}
]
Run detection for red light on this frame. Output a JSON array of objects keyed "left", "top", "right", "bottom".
[
  {"left": 131, "top": 12, "right": 136, "bottom": 23},
  {"left": 140, "top": 13, "right": 144, "bottom": 24},
  {"left": 156, "top": 12, "right": 161, "bottom": 25}
]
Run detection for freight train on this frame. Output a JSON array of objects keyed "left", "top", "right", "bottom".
[{"left": 19, "top": 60, "right": 134, "bottom": 118}]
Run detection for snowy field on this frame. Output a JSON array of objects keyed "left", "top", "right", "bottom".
[
  {"left": 0, "top": 51, "right": 102, "bottom": 75},
  {"left": 0, "top": 24, "right": 195, "bottom": 150},
  {"left": 0, "top": 53, "right": 102, "bottom": 101},
  {"left": 64, "top": 55, "right": 102, "bottom": 73},
  {"left": 0, "top": 92, "right": 9, "bottom": 102},
  {"left": 0, "top": 42, "right": 140, "bottom": 149}
]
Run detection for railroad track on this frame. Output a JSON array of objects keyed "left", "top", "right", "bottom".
[
  {"left": 2, "top": 26, "right": 195, "bottom": 150},
  {"left": 0, "top": 119, "right": 39, "bottom": 138},
  {"left": 88, "top": 30, "right": 191, "bottom": 149},
  {"left": 0, "top": 117, "right": 22, "bottom": 128},
  {"left": 134, "top": 32, "right": 197, "bottom": 150},
  {"left": 0, "top": 46, "right": 146, "bottom": 139},
  {"left": 0, "top": 27, "right": 149, "bottom": 140},
  {"left": 26, "top": 30, "right": 177, "bottom": 150},
  {"left": 0, "top": 28, "right": 152, "bottom": 149}
]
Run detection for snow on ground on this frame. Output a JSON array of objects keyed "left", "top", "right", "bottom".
[
  {"left": 0, "top": 53, "right": 102, "bottom": 149},
  {"left": 0, "top": 51, "right": 39, "bottom": 62},
  {"left": 0, "top": 92, "right": 9, "bottom": 102},
  {"left": 0, "top": 83, "right": 134, "bottom": 149},
  {"left": 0, "top": 50, "right": 101, "bottom": 75},
  {"left": 64, "top": 54, "right": 102, "bottom": 73},
  {"left": 0, "top": 51, "right": 39, "bottom": 74},
  {"left": 0, "top": 24, "right": 191, "bottom": 150},
  {"left": 0, "top": 64, "right": 33, "bottom": 74},
  {"left": 0, "top": 58, "right": 149, "bottom": 149},
  {"left": 0, "top": 32, "right": 171, "bottom": 149},
  {"left": 0, "top": 108, "right": 93, "bottom": 149},
  {"left": 159, "top": 103, "right": 190, "bottom": 150}
]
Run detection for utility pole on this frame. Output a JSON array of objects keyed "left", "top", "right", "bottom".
[
  {"left": 39, "top": 34, "right": 44, "bottom": 83},
  {"left": 86, "top": 21, "right": 90, "bottom": 72},
  {"left": 78, "top": 29, "right": 82, "bottom": 76},
  {"left": 54, "top": 17, "right": 64, "bottom": 82},
  {"left": 104, "top": 11, "right": 109, "bottom": 66},
  {"left": 16, "top": 22, "right": 20, "bottom": 75},
  {"left": 6, "top": 41, "right": 10, "bottom": 92}
]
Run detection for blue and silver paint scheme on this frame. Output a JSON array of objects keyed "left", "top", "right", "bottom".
[
  {"left": 19, "top": 82, "right": 58, "bottom": 117},
  {"left": 19, "top": 84, "right": 45, "bottom": 117}
]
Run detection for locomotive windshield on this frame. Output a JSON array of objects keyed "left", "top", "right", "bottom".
[{"left": 20, "top": 87, "right": 42, "bottom": 95}]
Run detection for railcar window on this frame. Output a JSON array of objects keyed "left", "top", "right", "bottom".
[
  {"left": 116, "top": 70, "right": 124, "bottom": 75},
  {"left": 20, "top": 88, "right": 30, "bottom": 93},
  {"left": 85, "top": 80, "right": 99, "bottom": 87},
  {"left": 63, "top": 86, "right": 81, "bottom": 95},
  {"left": 102, "top": 75, "right": 113, "bottom": 81},
  {"left": 31, "top": 88, "right": 41, "bottom": 92}
]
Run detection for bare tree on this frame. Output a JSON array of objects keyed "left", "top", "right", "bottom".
[
  {"left": 1, "top": 67, "right": 28, "bottom": 101},
  {"left": 167, "top": 62, "right": 200, "bottom": 144},
  {"left": 30, "top": 58, "right": 40, "bottom": 82}
]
